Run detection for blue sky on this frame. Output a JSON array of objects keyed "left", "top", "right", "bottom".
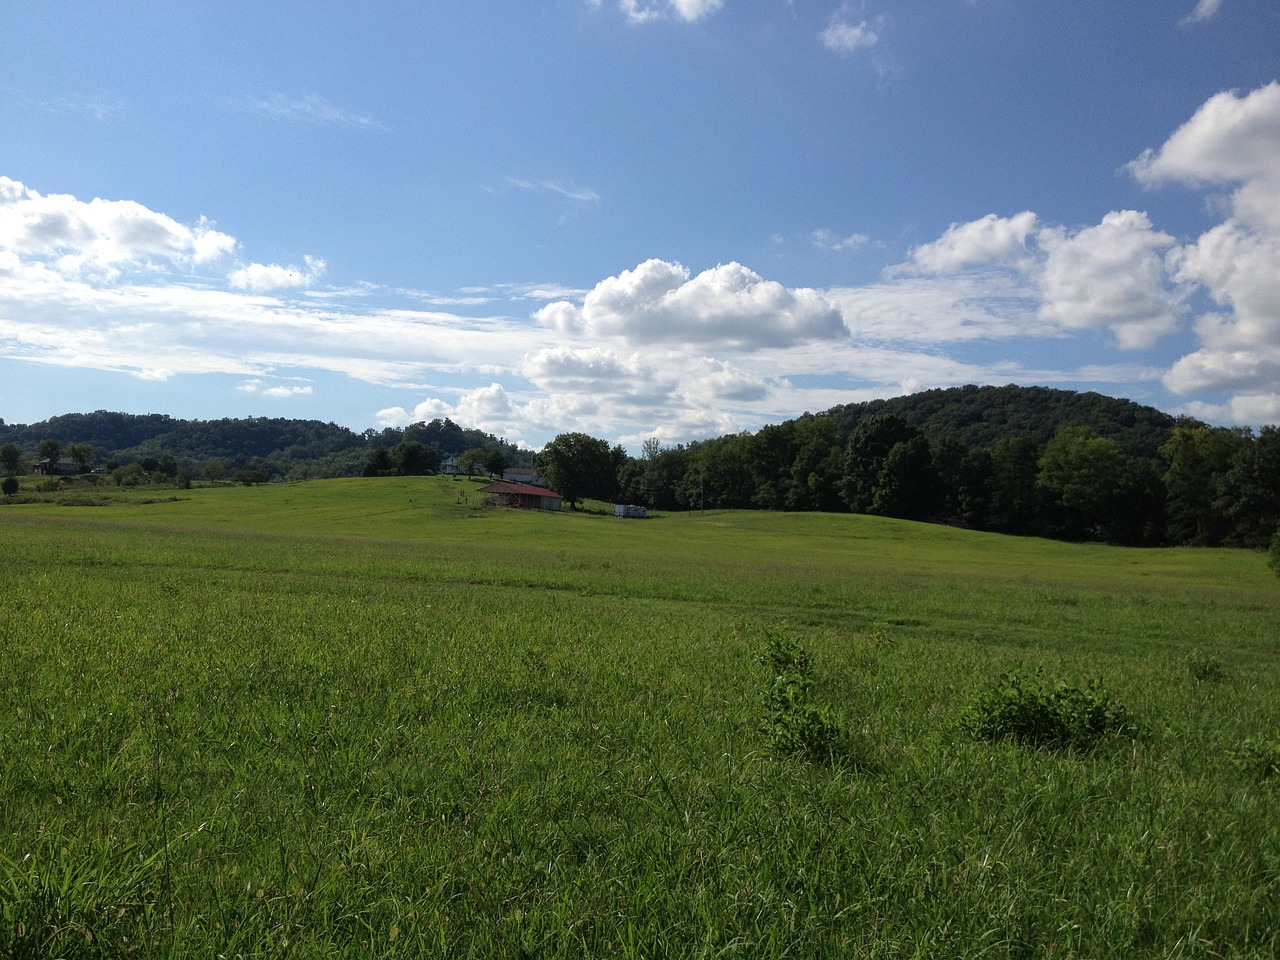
[{"left": 2, "top": 1, "right": 1278, "bottom": 451}]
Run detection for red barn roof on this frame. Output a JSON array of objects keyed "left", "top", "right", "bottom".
[{"left": 478, "top": 481, "right": 562, "bottom": 499}]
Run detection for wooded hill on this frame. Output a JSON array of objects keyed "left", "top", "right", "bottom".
[
  {"left": 0, "top": 411, "right": 531, "bottom": 482},
  {"left": 823, "top": 384, "right": 1180, "bottom": 458}
]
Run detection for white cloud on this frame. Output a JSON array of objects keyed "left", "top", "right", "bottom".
[
  {"left": 1180, "top": 0, "right": 1223, "bottom": 26},
  {"left": 0, "top": 176, "right": 236, "bottom": 278},
  {"left": 908, "top": 211, "right": 1038, "bottom": 273},
  {"left": 1037, "top": 210, "right": 1180, "bottom": 349},
  {"left": 534, "top": 259, "right": 845, "bottom": 349},
  {"left": 618, "top": 0, "right": 723, "bottom": 24},
  {"left": 246, "top": 93, "right": 386, "bottom": 131},
  {"left": 826, "top": 271, "right": 1049, "bottom": 343},
  {"left": 238, "top": 378, "right": 315, "bottom": 398},
  {"left": 813, "top": 229, "right": 871, "bottom": 251},
  {"left": 506, "top": 178, "right": 600, "bottom": 205},
  {"left": 228, "top": 255, "right": 326, "bottom": 292},
  {"left": 1126, "top": 83, "right": 1280, "bottom": 414},
  {"left": 822, "top": 16, "right": 879, "bottom": 54},
  {"left": 1127, "top": 81, "right": 1280, "bottom": 231}
]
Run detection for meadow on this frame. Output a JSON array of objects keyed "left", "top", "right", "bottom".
[{"left": 1, "top": 476, "right": 1277, "bottom": 958}]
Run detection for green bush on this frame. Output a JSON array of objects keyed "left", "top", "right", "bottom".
[
  {"left": 961, "top": 671, "right": 1138, "bottom": 752},
  {"left": 757, "top": 633, "right": 845, "bottom": 763}
]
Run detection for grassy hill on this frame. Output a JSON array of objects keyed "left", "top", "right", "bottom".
[{"left": 1, "top": 479, "right": 1277, "bottom": 957}]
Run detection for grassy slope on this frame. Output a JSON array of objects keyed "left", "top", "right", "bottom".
[{"left": 1, "top": 478, "right": 1277, "bottom": 958}]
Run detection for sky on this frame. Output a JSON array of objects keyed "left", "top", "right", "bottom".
[{"left": 2, "top": 1, "right": 1279, "bottom": 452}]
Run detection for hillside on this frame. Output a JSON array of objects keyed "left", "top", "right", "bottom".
[
  {"left": 822, "top": 384, "right": 1189, "bottom": 458},
  {"left": 0, "top": 411, "right": 531, "bottom": 481}
]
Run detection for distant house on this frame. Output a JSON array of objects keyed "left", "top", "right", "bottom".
[
  {"left": 503, "top": 466, "right": 542, "bottom": 486},
  {"left": 35, "top": 457, "right": 78, "bottom": 476},
  {"left": 440, "top": 455, "right": 464, "bottom": 475},
  {"left": 478, "top": 481, "right": 563, "bottom": 511}
]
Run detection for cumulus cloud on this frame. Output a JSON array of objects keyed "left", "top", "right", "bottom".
[
  {"left": 1126, "top": 83, "right": 1280, "bottom": 416},
  {"left": 0, "top": 175, "right": 236, "bottom": 277},
  {"left": 1127, "top": 81, "right": 1280, "bottom": 231},
  {"left": 1037, "top": 210, "right": 1180, "bottom": 349},
  {"left": 908, "top": 211, "right": 1038, "bottom": 273},
  {"left": 534, "top": 259, "right": 845, "bottom": 349},
  {"left": 228, "top": 255, "right": 326, "bottom": 292}
]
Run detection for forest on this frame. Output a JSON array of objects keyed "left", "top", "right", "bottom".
[{"left": 3, "top": 385, "right": 1278, "bottom": 549}]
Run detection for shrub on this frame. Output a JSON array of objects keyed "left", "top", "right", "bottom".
[
  {"left": 961, "top": 671, "right": 1138, "bottom": 752},
  {"left": 757, "top": 633, "right": 845, "bottom": 763}
]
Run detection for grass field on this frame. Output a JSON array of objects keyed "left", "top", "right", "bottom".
[{"left": 1, "top": 477, "right": 1278, "bottom": 957}]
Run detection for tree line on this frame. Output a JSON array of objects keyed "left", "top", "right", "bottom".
[
  {"left": 600, "top": 414, "right": 1279, "bottom": 548},
  {"left": 0, "top": 413, "right": 530, "bottom": 485},
  {"left": 5, "top": 387, "right": 1278, "bottom": 549}
]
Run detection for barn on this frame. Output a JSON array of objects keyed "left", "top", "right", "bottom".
[{"left": 477, "top": 480, "right": 564, "bottom": 511}]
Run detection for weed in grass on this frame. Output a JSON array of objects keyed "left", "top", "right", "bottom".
[
  {"left": 1231, "top": 736, "right": 1280, "bottom": 781},
  {"left": 960, "top": 670, "right": 1139, "bottom": 753},
  {"left": 757, "top": 632, "right": 846, "bottom": 764},
  {"left": 1183, "top": 649, "right": 1228, "bottom": 683}
]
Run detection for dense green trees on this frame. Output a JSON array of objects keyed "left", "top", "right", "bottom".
[{"left": 537, "top": 432, "right": 618, "bottom": 508}]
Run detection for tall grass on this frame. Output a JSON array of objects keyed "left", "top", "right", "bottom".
[{"left": 1, "top": 479, "right": 1277, "bottom": 956}]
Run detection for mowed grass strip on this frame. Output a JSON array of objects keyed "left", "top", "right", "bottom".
[{"left": 1, "top": 479, "right": 1277, "bottom": 958}]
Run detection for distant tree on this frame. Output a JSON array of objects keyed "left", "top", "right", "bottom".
[
  {"left": 37, "top": 439, "right": 60, "bottom": 472},
  {"left": 1110, "top": 457, "right": 1167, "bottom": 546},
  {"left": 1160, "top": 425, "right": 1242, "bottom": 546},
  {"left": 485, "top": 448, "right": 508, "bottom": 479},
  {"left": 840, "top": 415, "right": 920, "bottom": 514},
  {"left": 204, "top": 459, "right": 225, "bottom": 482},
  {"left": 986, "top": 436, "right": 1041, "bottom": 535},
  {"left": 235, "top": 468, "right": 269, "bottom": 486},
  {"left": 538, "top": 432, "right": 617, "bottom": 508},
  {"left": 1216, "top": 425, "right": 1280, "bottom": 548},
  {"left": 786, "top": 417, "right": 844, "bottom": 512},
  {"left": 1036, "top": 426, "right": 1125, "bottom": 541},
  {"left": 140, "top": 456, "right": 160, "bottom": 474},
  {"left": 457, "top": 447, "right": 489, "bottom": 477},
  {"left": 678, "top": 435, "right": 754, "bottom": 510},
  {"left": 67, "top": 443, "right": 94, "bottom": 472},
  {"left": 1, "top": 476, "right": 18, "bottom": 498},
  {"left": 112, "top": 463, "right": 147, "bottom": 487},
  {"left": 396, "top": 440, "right": 440, "bottom": 476},
  {"left": 871, "top": 434, "right": 937, "bottom": 520},
  {"left": 0, "top": 443, "right": 20, "bottom": 474},
  {"left": 363, "top": 448, "right": 395, "bottom": 477}
]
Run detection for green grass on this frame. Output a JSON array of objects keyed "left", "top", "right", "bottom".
[{"left": 1, "top": 478, "right": 1278, "bottom": 957}]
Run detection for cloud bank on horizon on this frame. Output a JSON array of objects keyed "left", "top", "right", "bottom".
[{"left": 1, "top": 3, "right": 1277, "bottom": 450}]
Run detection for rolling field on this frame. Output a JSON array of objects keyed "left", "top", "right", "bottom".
[{"left": 1, "top": 477, "right": 1278, "bottom": 958}]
